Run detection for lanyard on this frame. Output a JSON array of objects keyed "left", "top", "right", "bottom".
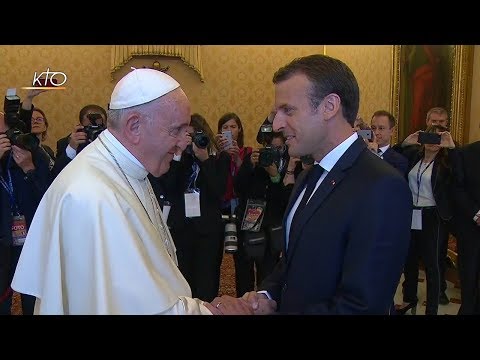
[
  {"left": 187, "top": 162, "right": 200, "bottom": 191},
  {"left": 415, "top": 158, "right": 434, "bottom": 205},
  {"left": 0, "top": 153, "right": 19, "bottom": 214}
]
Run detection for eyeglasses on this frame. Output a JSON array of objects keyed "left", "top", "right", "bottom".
[
  {"left": 32, "top": 117, "right": 45, "bottom": 123},
  {"left": 159, "top": 125, "right": 187, "bottom": 139}
]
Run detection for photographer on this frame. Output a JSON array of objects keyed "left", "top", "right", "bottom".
[
  {"left": 233, "top": 131, "right": 290, "bottom": 296},
  {"left": 156, "top": 114, "right": 230, "bottom": 302},
  {"left": 0, "top": 98, "right": 50, "bottom": 315},
  {"left": 394, "top": 125, "right": 457, "bottom": 315},
  {"left": 50, "top": 104, "right": 107, "bottom": 181}
]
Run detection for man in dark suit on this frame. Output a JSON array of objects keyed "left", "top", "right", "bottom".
[
  {"left": 50, "top": 104, "right": 107, "bottom": 181},
  {"left": 368, "top": 110, "right": 408, "bottom": 177},
  {"left": 235, "top": 54, "right": 412, "bottom": 315},
  {"left": 454, "top": 140, "right": 480, "bottom": 314}
]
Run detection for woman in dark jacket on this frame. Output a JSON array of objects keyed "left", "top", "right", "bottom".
[
  {"left": 0, "top": 112, "right": 50, "bottom": 315},
  {"left": 233, "top": 132, "right": 291, "bottom": 297},
  {"left": 395, "top": 125, "right": 457, "bottom": 315},
  {"left": 158, "top": 114, "right": 230, "bottom": 302}
]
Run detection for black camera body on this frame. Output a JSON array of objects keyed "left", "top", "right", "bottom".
[
  {"left": 258, "top": 123, "right": 274, "bottom": 145},
  {"left": 258, "top": 146, "right": 281, "bottom": 168},
  {"left": 192, "top": 130, "right": 209, "bottom": 149},
  {"left": 78, "top": 113, "right": 106, "bottom": 143},
  {"left": 4, "top": 95, "right": 23, "bottom": 130},
  {"left": 82, "top": 125, "right": 105, "bottom": 142},
  {"left": 3, "top": 95, "right": 38, "bottom": 152},
  {"left": 5, "top": 128, "right": 39, "bottom": 152}
]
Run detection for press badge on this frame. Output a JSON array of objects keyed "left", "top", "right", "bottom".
[
  {"left": 185, "top": 190, "right": 201, "bottom": 217},
  {"left": 411, "top": 209, "right": 422, "bottom": 230},
  {"left": 12, "top": 215, "right": 28, "bottom": 246}
]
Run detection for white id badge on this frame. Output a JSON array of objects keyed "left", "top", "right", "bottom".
[
  {"left": 411, "top": 209, "right": 422, "bottom": 230},
  {"left": 162, "top": 203, "right": 171, "bottom": 223},
  {"left": 185, "top": 191, "right": 201, "bottom": 217}
]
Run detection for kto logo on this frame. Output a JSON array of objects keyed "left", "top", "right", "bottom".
[{"left": 21, "top": 68, "right": 67, "bottom": 90}]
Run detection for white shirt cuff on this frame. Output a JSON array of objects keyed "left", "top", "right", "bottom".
[
  {"left": 257, "top": 290, "right": 272, "bottom": 300},
  {"left": 473, "top": 210, "right": 480, "bottom": 222},
  {"left": 65, "top": 144, "right": 77, "bottom": 160},
  {"left": 173, "top": 153, "right": 182, "bottom": 162}
]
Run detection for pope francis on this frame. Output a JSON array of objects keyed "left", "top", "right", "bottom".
[{"left": 11, "top": 68, "right": 250, "bottom": 315}]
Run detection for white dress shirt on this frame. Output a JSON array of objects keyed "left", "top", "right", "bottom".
[{"left": 285, "top": 132, "right": 358, "bottom": 250}]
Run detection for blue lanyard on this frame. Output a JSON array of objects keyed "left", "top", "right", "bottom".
[
  {"left": 187, "top": 162, "right": 200, "bottom": 191},
  {"left": 415, "top": 158, "right": 434, "bottom": 205},
  {"left": 0, "top": 152, "right": 19, "bottom": 214}
]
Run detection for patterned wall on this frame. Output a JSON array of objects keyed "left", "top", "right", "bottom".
[
  {"left": 326, "top": 45, "right": 393, "bottom": 123},
  {"left": 0, "top": 45, "right": 395, "bottom": 150},
  {"left": 0, "top": 45, "right": 113, "bottom": 149}
]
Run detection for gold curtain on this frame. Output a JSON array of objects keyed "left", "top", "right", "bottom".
[{"left": 110, "top": 45, "right": 204, "bottom": 82}]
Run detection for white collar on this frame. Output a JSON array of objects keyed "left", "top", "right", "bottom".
[
  {"left": 100, "top": 129, "right": 148, "bottom": 180},
  {"left": 316, "top": 132, "right": 358, "bottom": 172},
  {"left": 379, "top": 144, "right": 390, "bottom": 154}
]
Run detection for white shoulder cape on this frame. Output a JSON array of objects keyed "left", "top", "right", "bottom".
[{"left": 12, "top": 138, "right": 211, "bottom": 315}]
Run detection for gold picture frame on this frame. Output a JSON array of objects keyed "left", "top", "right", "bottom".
[{"left": 390, "top": 45, "right": 473, "bottom": 145}]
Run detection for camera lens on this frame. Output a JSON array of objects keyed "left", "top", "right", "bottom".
[
  {"left": 193, "top": 131, "right": 209, "bottom": 149},
  {"left": 224, "top": 222, "right": 238, "bottom": 253},
  {"left": 5, "top": 128, "right": 39, "bottom": 152},
  {"left": 258, "top": 147, "right": 275, "bottom": 167}
]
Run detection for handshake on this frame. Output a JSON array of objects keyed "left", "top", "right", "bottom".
[{"left": 204, "top": 292, "right": 277, "bottom": 315}]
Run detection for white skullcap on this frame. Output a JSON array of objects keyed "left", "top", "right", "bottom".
[{"left": 109, "top": 67, "right": 180, "bottom": 110}]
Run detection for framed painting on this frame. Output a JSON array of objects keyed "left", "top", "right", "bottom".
[{"left": 390, "top": 45, "right": 473, "bottom": 145}]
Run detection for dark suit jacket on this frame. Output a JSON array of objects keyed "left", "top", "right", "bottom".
[
  {"left": 50, "top": 135, "right": 72, "bottom": 182},
  {"left": 259, "top": 138, "right": 413, "bottom": 314},
  {"left": 454, "top": 141, "right": 480, "bottom": 237},
  {"left": 156, "top": 151, "right": 230, "bottom": 234},
  {"left": 382, "top": 147, "right": 408, "bottom": 177}
]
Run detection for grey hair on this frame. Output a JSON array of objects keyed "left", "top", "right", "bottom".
[{"left": 107, "top": 101, "right": 156, "bottom": 130}]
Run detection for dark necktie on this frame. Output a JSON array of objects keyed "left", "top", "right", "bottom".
[
  {"left": 377, "top": 148, "right": 383, "bottom": 157},
  {"left": 289, "top": 164, "right": 325, "bottom": 245}
]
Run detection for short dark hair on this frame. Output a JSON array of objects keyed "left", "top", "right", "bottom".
[
  {"left": 79, "top": 104, "right": 107, "bottom": 123},
  {"left": 372, "top": 110, "right": 396, "bottom": 129},
  {"left": 272, "top": 54, "right": 359, "bottom": 126}
]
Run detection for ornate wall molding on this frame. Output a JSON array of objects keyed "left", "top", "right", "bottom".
[{"left": 111, "top": 45, "right": 204, "bottom": 82}]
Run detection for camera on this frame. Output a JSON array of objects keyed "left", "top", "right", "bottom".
[
  {"left": 260, "top": 124, "right": 273, "bottom": 133},
  {"left": 223, "top": 215, "right": 238, "bottom": 254},
  {"left": 418, "top": 131, "right": 441, "bottom": 145},
  {"left": 258, "top": 146, "right": 280, "bottom": 168},
  {"left": 357, "top": 129, "right": 373, "bottom": 142},
  {"left": 78, "top": 113, "right": 106, "bottom": 143},
  {"left": 257, "top": 123, "right": 273, "bottom": 145},
  {"left": 5, "top": 128, "right": 39, "bottom": 152},
  {"left": 192, "top": 130, "right": 210, "bottom": 149},
  {"left": 3, "top": 95, "right": 39, "bottom": 152},
  {"left": 4, "top": 95, "right": 23, "bottom": 130}
]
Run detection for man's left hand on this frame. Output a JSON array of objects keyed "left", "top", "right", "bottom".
[{"left": 11, "top": 145, "right": 34, "bottom": 173}]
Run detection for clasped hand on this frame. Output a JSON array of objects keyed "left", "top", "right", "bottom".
[{"left": 205, "top": 292, "right": 277, "bottom": 315}]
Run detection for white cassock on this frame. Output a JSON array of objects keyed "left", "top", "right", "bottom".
[{"left": 11, "top": 130, "right": 212, "bottom": 315}]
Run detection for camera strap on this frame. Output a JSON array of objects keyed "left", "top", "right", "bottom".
[
  {"left": 187, "top": 161, "right": 200, "bottom": 191},
  {"left": 0, "top": 153, "right": 20, "bottom": 215}
]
